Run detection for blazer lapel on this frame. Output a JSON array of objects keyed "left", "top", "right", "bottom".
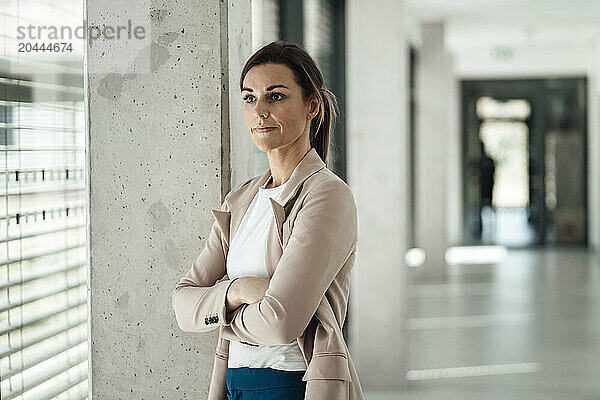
[
  {"left": 210, "top": 209, "right": 231, "bottom": 242},
  {"left": 268, "top": 197, "right": 286, "bottom": 248},
  {"left": 225, "top": 148, "right": 326, "bottom": 275}
]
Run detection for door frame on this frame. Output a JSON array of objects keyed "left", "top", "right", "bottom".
[{"left": 460, "top": 77, "right": 588, "bottom": 247}]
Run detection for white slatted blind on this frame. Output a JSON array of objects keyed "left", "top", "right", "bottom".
[{"left": 0, "top": 1, "right": 88, "bottom": 399}]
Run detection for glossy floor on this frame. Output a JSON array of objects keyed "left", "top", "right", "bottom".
[{"left": 365, "top": 247, "right": 600, "bottom": 399}]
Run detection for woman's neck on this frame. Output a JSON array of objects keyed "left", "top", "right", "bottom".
[{"left": 265, "top": 142, "right": 311, "bottom": 188}]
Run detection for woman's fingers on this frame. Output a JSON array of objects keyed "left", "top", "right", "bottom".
[
  {"left": 216, "top": 274, "right": 229, "bottom": 284},
  {"left": 243, "top": 277, "right": 271, "bottom": 304}
]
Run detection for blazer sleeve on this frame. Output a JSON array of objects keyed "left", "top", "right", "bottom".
[
  {"left": 220, "top": 179, "right": 358, "bottom": 345},
  {"left": 171, "top": 192, "right": 243, "bottom": 333}
]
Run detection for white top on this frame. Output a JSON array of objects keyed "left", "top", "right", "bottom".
[{"left": 226, "top": 175, "right": 307, "bottom": 371}]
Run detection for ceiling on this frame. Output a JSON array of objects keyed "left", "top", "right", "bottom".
[
  {"left": 405, "top": 0, "right": 600, "bottom": 49},
  {"left": 406, "top": 0, "right": 600, "bottom": 24}
]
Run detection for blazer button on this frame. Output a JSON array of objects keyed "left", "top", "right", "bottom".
[{"left": 205, "top": 317, "right": 210, "bottom": 325}]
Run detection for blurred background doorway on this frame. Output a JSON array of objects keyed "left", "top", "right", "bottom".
[{"left": 462, "top": 78, "right": 588, "bottom": 247}]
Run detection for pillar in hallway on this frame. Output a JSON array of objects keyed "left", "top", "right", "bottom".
[
  {"left": 588, "top": 35, "right": 600, "bottom": 252},
  {"left": 228, "top": 2, "right": 255, "bottom": 188},
  {"left": 346, "top": 0, "right": 410, "bottom": 389},
  {"left": 86, "top": 0, "right": 252, "bottom": 398},
  {"left": 414, "top": 22, "right": 457, "bottom": 279}
]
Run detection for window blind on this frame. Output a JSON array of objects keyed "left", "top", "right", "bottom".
[{"left": 0, "top": 1, "right": 88, "bottom": 399}]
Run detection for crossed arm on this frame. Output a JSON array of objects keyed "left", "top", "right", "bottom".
[
  {"left": 171, "top": 179, "right": 357, "bottom": 346},
  {"left": 217, "top": 274, "right": 270, "bottom": 312}
]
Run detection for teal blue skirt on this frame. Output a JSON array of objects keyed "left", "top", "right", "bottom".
[{"left": 225, "top": 367, "right": 306, "bottom": 400}]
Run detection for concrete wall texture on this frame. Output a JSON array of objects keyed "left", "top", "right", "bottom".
[{"left": 87, "top": 0, "right": 251, "bottom": 398}]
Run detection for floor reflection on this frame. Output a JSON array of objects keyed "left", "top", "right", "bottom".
[{"left": 366, "top": 247, "right": 600, "bottom": 399}]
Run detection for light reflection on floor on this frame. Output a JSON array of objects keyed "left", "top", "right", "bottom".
[
  {"left": 365, "top": 247, "right": 600, "bottom": 399},
  {"left": 480, "top": 207, "right": 536, "bottom": 247}
]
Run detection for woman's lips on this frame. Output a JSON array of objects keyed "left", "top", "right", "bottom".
[{"left": 254, "top": 127, "right": 277, "bottom": 133}]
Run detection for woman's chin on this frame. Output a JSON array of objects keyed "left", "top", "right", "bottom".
[
  {"left": 251, "top": 140, "right": 279, "bottom": 153},
  {"left": 253, "top": 143, "right": 275, "bottom": 153}
]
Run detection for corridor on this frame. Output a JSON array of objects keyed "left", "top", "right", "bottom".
[{"left": 366, "top": 248, "right": 600, "bottom": 399}]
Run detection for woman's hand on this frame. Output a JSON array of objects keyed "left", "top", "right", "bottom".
[
  {"left": 218, "top": 274, "right": 244, "bottom": 312},
  {"left": 220, "top": 274, "right": 270, "bottom": 311},
  {"left": 238, "top": 276, "right": 270, "bottom": 304}
]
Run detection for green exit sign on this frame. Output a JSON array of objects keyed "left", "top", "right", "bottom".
[{"left": 491, "top": 46, "right": 513, "bottom": 61}]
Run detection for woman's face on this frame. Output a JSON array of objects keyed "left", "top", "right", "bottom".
[{"left": 241, "top": 63, "right": 318, "bottom": 153}]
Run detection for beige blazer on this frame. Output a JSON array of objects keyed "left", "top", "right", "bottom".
[{"left": 171, "top": 147, "right": 364, "bottom": 400}]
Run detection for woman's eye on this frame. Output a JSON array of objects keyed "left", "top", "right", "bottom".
[
  {"left": 243, "top": 95, "right": 255, "bottom": 103},
  {"left": 270, "top": 93, "right": 284, "bottom": 101}
]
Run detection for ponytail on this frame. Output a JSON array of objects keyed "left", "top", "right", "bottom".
[{"left": 310, "top": 87, "right": 339, "bottom": 167}]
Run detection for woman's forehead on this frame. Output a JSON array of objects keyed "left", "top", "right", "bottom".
[{"left": 243, "top": 64, "right": 296, "bottom": 89}]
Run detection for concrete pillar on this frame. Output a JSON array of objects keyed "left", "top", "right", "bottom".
[
  {"left": 414, "top": 22, "right": 455, "bottom": 279},
  {"left": 250, "top": 0, "right": 279, "bottom": 175},
  {"left": 446, "top": 54, "right": 462, "bottom": 247},
  {"left": 346, "top": 0, "right": 410, "bottom": 389},
  {"left": 227, "top": 2, "right": 255, "bottom": 189},
  {"left": 588, "top": 34, "right": 600, "bottom": 252},
  {"left": 86, "top": 0, "right": 251, "bottom": 398}
]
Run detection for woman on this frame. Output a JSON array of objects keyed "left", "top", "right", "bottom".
[{"left": 172, "top": 41, "right": 364, "bottom": 400}]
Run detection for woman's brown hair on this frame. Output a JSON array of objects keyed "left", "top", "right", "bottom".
[{"left": 239, "top": 40, "right": 338, "bottom": 166}]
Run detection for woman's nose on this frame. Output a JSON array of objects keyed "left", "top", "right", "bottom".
[{"left": 254, "top": 99, "right": 269, "bottom": 119}]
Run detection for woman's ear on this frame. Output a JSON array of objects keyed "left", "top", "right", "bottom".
[{"left": 307, "top": 93, "right": 320, "bottom": 120}]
